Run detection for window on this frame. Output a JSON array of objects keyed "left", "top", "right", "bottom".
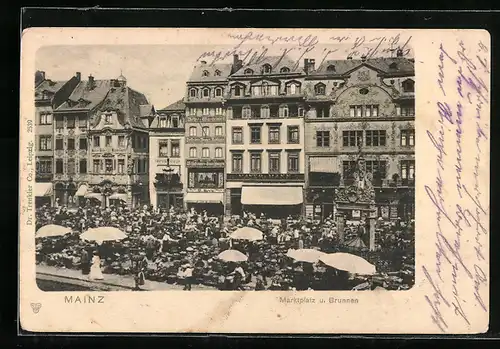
[
  {"left": 93, "top": 159, "right": 100, "bottom": 174},
  {"left": 287, "top": 126, "right": 299, "bottom": 144},
  {"left": 287, "top": 83, "right": 299, "bottom": 95},
  {"left": 326, "top": 65, "right": 336, "bottom": 72},
  {"left": 201, "top": 126, "right": 209, "bottom": 136},
  {"left": 401, "top": 129, "right": 415, "bottom": 146},
  {"left": 55, "top": 116, "right": 64, "bottom": 129},
  {"left": 66, "top": 116, "right": 75, "bottom": 128},
  {"left": 244, "top": 69, "right": 253, "bottom": 75},
  {"left": 350, "top": 105, "right": 363, "bottom": 117},
  {"left": 79, "top": 137, "right": 87, "bottom": 150},
  {"left": 242, "top": 106, "right": 251, "bottom": 118},
  {"left": 93, "top": 136, "right": 100, "bottom": 147},
  {"left": 287, "top": 152, "right": 300, "bottom": 173},
  {"left": 78, "top": 117, "right": 86, "bottom": 129},
  {"left": 104, "top": 114, "right": 112, "bottom": 124},
  {"left": 343, "top": 161, "right": 356, "bottom": 181},
  {"left": 55, "top": 138, "right": 63, "bottom": 150},
  {"left": 40, "top": 113, "right": 52, "bottom": 125},
  {"left": 365, "top": 130, "right": 386, "bottom": 146},
  {"left": 189, "top": 126, "right": 197, "bottom": 136},
  {"left": 298, "top": 106, "right": 304, "bottom": 117},
  {"left": 262, "top": 64, "right": 272, "bottom": 74},
  {"left": 398, "top": 105, "right": 415, "bottom": 116},
  {"left": 215, "top": 88, "right": 223, "bottom": 97},
  {"left": 269, "top": 152, "right": 280, "bottom": 173},
  {"left": 268, "top": 126, "right": 280, "bottom": 144},
  {"left": 159, "top": 141, "right": 169, "bottom": 157},
  {"left": 232, "top": 127, "right": 243, "bottom": 144},
  {"left": 215, "top": 108, "right": 223, "bottom": 115},
  {"left": 202, "top": 70, "right": 209, "bottom": 77},
  {"left": 250, "top": 126, "right": 261, "bottom": 144},
  {"left": 171, "top": 141, "right": 180, "bottom": 157},
  {"left": 117, "top": 159, "right": 125, "bottom": 174},
  {"left": 215, "top": 147, "right": 223, "bottom": 158},
  {"left": 104, "top": 159, "right": 113, "bottom": 173},
  {"left": 66, "top": 159, "right": 74, "bottom": 175},
  {"left": 67, "top": 138, "right": 75, "bottom": 150},
  {"left": 189, "top": 147, "right": 197, "bottom": 158},
  {"left": 172, "top": 115, "right": 179, "bottom": 128},
  {"left": 317, "top": 105, "right": 330, "bottom": 118},
  {"left": 280, "top": 67, "right": 290, "bottom": 73},
  {"left": 342, "top": 130, "right": 363, "bottom": 147},
  {"left": 202, "top": 147, "right": 210, "bottom": 158},
  {"left": 314, "top": 83, "right": 326, "bottom": 95},
  {"left": 316, "top": 131, "right": 330, "bottom": 147},
  {"left": 365, "top": 105, "right": 379, "bottom": 117},
  {"left": 402, "top": 79, "right": 415, "bottom": 92},
  {"left": 203, "top": 88, "right": 210, "bottom": 98},
  {"left": 215, "top": 126, "right": 223, "bottom": 136},
  {"left": 202, "top": 108, "right": 209, "bottom": 115},
  {"left": 215, "top": 70, "right": 221, "bottom": 76},
  {"left": 261, "top": 105, "right": 270, "bottom": 118},
  {"left": 79, "top": 159, "right": 87, "bottom": 174},
  {"left": 39, "top": 135, "right": 52, "bottom": 150},
  {"left": 401, "top": 160, "right": 415, "bottom": 180},
  {"left": 38, "top": 159, "right": 52, "bottom": 174},
  {"left": 232, "top": 153, "right": 243, "bottom": 172},
  {"left": 159, "top": 118, "right": 167, "bottom": 128},
  {"left": 105, "top": 135, "right": 112, "bottom": 147},
  {"left": 250, "top": 152, "right": 261, "bottom": 173},
  {"left": 56, "top": 159, "right": 63, "bottom": 174},
  {"left": 280, "top": 105, "right": 289, "bottom": 118},
  {"left": 118, "top": 135, "right": 125, "bottom": 147},
  {"left": 189, "top": 89, "right": 197, "bottom": 97},
  {"left": 234, "top": 85, "right": 242, "bottom": 96},
  {"left": 366, "top": 160, "right": 387, "bottom": 179}
]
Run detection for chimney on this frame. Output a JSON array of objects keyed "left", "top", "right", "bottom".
[
  {"left": 232, "top": 54, "right": 243, "bottom": 73},
  {"left": 396, "top": 47, "right": 403, "bottom": 57},
  {"left": 75, "top": 72, "right": 81, "bottom": 81},
  {"left": 87, "top": 74, "right": 95, "bottom": 89},
  {"left": 303, "top": 58, "right": 316, "bottom": 74},
  {"left": 361, "top": 55, "right": 367, "bottom": 62},
  {"left": 35, "top": 71, "right": 45, "bottom": 86}
]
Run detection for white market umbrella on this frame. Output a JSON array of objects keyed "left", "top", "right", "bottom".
[
  {"left": 80, "top": 227, "right": 127, "bottom": 243},
  {"left": 36, "top": 224, "right": 72, "bottom": 238},
  {"left": 286, "top": 248, "right": 326, "bottom": 263},
  {"left": 217, "top": 249, "right": 248, "bottom": 262},
  {"left": 319, "top": 252, "right": 377, "bottom": 275},
  {"left": 230, "top": 226, "right": 263, "bottom": 241}
]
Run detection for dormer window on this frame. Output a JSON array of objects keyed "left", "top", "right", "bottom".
[
  {"left": 104, "top": 114, "right": 112, "bottom": 124},
  {"left": 286, "top": 82, "right": 301, "bottom": 95},
  {"left": 280, "top": 67, "right": 290, "bottom": 73},
  {"left": 202, "top": 88, "right": 210, "bottom": 98},
  {"left": 189, "top": 88, "right": 197, "bottom": 98},
  {"left": 314, "top": 83, "right": 326, "bottom": 95},
  {"left": 172, "top": 115, "right": 179, "bottom": 128},
  {"left": 202, "top": 70, "right": 210, "bottom": 77},
  {"left": 214, "top": 70, "right": 221, "bottom": 76},
  {"left": 215, "top": 87, "right": 223, "bottom": 97},
  {"left": 389, "top": 62, "right": 398, "bottom": 70},
  {"left": 244, "top": 68, "right": 254, "bottom": 75},
  {"left": 159, "top": 118, "right": 167, "bottom": 128},
  {"left": 262, "top": 64, "right": 272, "bottom": 74},
  {"left": 402, "top": 79, "right": 415, "bottom": 92},
  {"left": 233, "top": 85, "right": 242, "bottom": 97},
  {"left": 326, "top": 65, "right": 336, "bottom": 72}
]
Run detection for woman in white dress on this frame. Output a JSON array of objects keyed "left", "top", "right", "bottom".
[{"left": 89, "top": 251, "right": 104, "bottom": 280}]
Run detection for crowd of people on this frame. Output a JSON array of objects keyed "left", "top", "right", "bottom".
[{"left": 35, "top": 201, "right": 415, "bottom": 291}]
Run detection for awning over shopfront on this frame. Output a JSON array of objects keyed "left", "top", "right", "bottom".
[
  {"left": 75, "top": 184, "right": 88, "bottom": 196},
  {"left": 109, "top": 193, "right": 128, "bottom": 202},
  {"left": 185, "top": 192, "right": 223, "bottom": 204},
  {"left": 84, "top": 193, "right": 103, "bottom": 202},
  {"left": 241, "top": 186, "right": 303, "bottom": 206},
  {"left": 35, "top": 182, "right": 53, "bottom": 197},
  {"left": 309, "top": 156, "right": 338, "bottom": 173}
]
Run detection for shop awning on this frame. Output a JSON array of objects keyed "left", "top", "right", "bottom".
[
  {"left": 35, "top": 182, "right": 53, "bottom": 197},
  {"left": 185, "top": 192, "right": 223, "bottom": 204},
  {"left": 241, "top": 186, "right": 303, "bottom": 205},
  {"left": 109, "top": 193, "right": 128, "bottom": 202},
  {"left": 309, "top": 156, "right": 338, "bottom": 173},
  {"left": 75, "top": 184, "right": 88, "bottom": 196},
  {"left": 84, "top": 193, "right": 103, "bottom": 202}
]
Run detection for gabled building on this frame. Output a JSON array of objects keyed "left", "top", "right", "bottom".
[
  {"left": 34, "top": 71, "right": 81, "bottom": 207},
  {"left": 304, "top": 51, "right": 415, "bottom": 220},
  {"left": 149, "top": 99, "right": 186, "bottom": 210},
  {"left": 225, "top": 55, "right": 307, "bottom": 218},
  {"left": 183, "top": 61, "right": 232, "bottom": 215}
]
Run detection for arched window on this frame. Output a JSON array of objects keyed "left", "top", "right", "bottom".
[
  {"left": 189, "top": 126, "right": 197, "bottom": 137},
  {"left": 202, "top": 147, "right": 210, "bottom": 158},
  {"left": 244, "top": 68, "right": 253, "bottom": 75},
  {"left": 214, "top": 70, "right": 221, "bottom": 76},
  {"left": 189, "top": 147, "right": 197, "bottom": 158},
  {"left": 202, "top": 126, "right": 210, "bottom": 136},
  {"left": 202, "top": 88, "right": 210, "bottom": 97},
  {"left": 202, "top": 70, "right": 209, "bottom": 77},
  {"left": 215, "top": 147, "right": 223, "bottom": 158},
  {"left": 402, "top": 79, "right": 415, "bottom": 92},
  {"left": 242, "top": 106, "right": 251, "bottom": 118},
  {"left": 326, "top": 65, "right": 336, "bottom": 72},
  {"left": 314, "top": 83, "right": 326, "bottom": 95},
  {"left": 280, "top": 67, "right": 290, "bottom": 73},
  {"left": 233, "top": 85, "right": 242, "bottom": 96},
  {"left": 262, "top": 64, "right": 272, "bottom": 74},
  {"left": 280, "top": 105, "right": 289, "bottom": 118},
  {"left": 215, "top": 87, "right": 223, "bottom": 97},
  {"left": 260, "top": 105, "right": 270, "bottom": 118},
  {"left": 189, "top": 88, "right": 197, "bottom": 98}
]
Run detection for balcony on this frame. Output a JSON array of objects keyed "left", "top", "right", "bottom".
[{"left": 35, "top": 173, "right": 53, "bottom": 181}]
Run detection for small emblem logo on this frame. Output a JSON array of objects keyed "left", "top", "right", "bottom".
[{"left": 30, "top": 303, "right": 42, "bottom": 314}]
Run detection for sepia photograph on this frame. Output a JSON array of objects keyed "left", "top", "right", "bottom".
[{"left": 33, "top": 41, "right": 415, "bottom": 292}]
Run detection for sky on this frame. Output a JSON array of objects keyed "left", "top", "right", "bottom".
[{"left": 36, "top": 41, "right": 414, "bottom": 108}]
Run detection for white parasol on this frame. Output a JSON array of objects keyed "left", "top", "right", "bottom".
[
  {"left": 80, "top": 227, "right": 127, "bottom": 243},
  {"left": 286, "top": 248, "right": 326, "bottom": 263},
  {"left": 319, "top": 252, "right": 377, "bottom": 275},
  {"left": 217, "top": 249, "right": 248, "bottom": 262},
  {"left": 230, "top": 226, "right": 263, "bottom": 241},
  {"left": 35, "top": 224, "right": 72, "bottom": 238}
]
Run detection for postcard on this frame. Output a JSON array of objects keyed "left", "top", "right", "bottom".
[{"left": 19, "top": 28, "right": 490, "bottom": 334}]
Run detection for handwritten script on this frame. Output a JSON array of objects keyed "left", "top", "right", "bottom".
[{"left": 424, "top": 37, "right": 489, "bottom": 333}]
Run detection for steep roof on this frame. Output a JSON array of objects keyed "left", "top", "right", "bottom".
[
  {"left": 158, "top": 99, "right": 185, "bottom": 112},
  {"left": 311, "top": 57, "right": 414, "bottom": 77},
  {"left": 232, "top": 55, "right": 303, "bottom": 76},
  {"left": 56, "top": 80, "right": 111, "bottom": 111},
  {"left": 188, "top": 63, "right": 232, "bottom": 82},
  {"left": 34, "top": 80, "right": 67, "bottom": 100}
]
